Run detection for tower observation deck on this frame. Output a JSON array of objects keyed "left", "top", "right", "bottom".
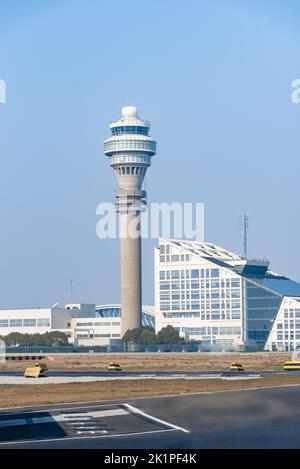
[{"left": 104, "top": 106, "right": 157, "bottom": 336}]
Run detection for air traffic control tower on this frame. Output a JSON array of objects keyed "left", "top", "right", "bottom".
[{"left": 104, "top": 106, "right": 157, "bottom": 336}]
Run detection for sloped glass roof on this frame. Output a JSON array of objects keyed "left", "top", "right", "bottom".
[
  {"left": 161, "top": 239, "right": 300, "bottom": 299},
  {"left": 245, "top": 277, "right": 300, "bottom": 298}
]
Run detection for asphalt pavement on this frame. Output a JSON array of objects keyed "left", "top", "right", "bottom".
[
  {"left": 0, "top": 385, "right": 300, "bottom": 448},
  {"left": 0, "top": 369, "right": 297, "bottom": 377}
]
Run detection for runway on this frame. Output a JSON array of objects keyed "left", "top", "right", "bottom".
[
  {"left": 1, "top": 385, "right": 300, "bottom": 448},
  {"left": 0, "top": 368, "right": 297, "bottom": 377},
  {"left": 0, "top": 368, "right": 298, "bottom": 385}
]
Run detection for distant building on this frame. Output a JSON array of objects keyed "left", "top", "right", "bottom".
[
  {"left": 155, "top": 238, "right": 300, "bottom": 351},
  {"left": 0, "top": 307, "right": 72, "bottom": 340},
  {"left": 0, "top": 304, "right": 155, "bottom": 347},
  {"left": 65, "top": 303, "right": 96, "bottom": 317},
  {"left": 72, "top": 304, "right": 155, "bottom": 346}
]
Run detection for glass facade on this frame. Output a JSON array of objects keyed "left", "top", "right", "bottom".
[
  {"left": 77, "top": 321, "right": 121, "bottom": 327},
  {"left": 0, "top": 318, "right": 50, "bottom": 328},
  {"left": 110, "top": 155, "right": 151, "bottom": 165},
  {"left": 265, "top": 298, "right": 300, "bottom": 351},
  {"left": 159, "top": 267, "right": 241, "bottom": 321},
  {"left": 111, "top": 125, "right": 149, "bottom": 136},
  {"left": 245, "top": 279, "right": 282, "bottom": 349},
  {"left": 94, "top": 306, "right": 155, "bottom": 328},
  {"left": 104, "top": 139, "right": 156, "bottom": 155},
  {"left": 23, "top": 319, "right": 37, "bottom": 327},
  {"left": 37, "top": 318, "right": 50, "bottom": 327},
  {"left": 157, "top": 241, "right": 243, "bottom": 349},
  {"left": 9, "top": 319, "right": 22, "bottom": 327}
]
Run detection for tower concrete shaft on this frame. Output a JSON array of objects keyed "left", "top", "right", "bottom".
[
  {"left": 104, "top": 106, "right": 156, "bottom": 337},
  {"left": 119, "top": 211, "right": 142, "bottom": 334}
]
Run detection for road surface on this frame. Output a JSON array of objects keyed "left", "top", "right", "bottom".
[
  {"left": 0, "top": 385, "right": 300, "bottom": 448},
  {"left": 0, "top": 369, "right": 297, "bottom": 377}
]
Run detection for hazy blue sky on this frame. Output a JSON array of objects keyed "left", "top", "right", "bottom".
[{"left": 0, "top": 0, "right": 299, "bottom": 308}]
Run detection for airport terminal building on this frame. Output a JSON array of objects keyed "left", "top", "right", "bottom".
[{"left": 155, "top": 239, "right": 300, "bottom": 352}]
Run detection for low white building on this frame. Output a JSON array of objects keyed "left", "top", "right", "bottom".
[
  {"left": 72, "top": 304, "right": 155, "bottom": 346},
  {"left": 0, "top": 304, "right": 155, "bottom": 347},
  {"left": 0, "top": 307, "right": 72, "bottom": 339}
]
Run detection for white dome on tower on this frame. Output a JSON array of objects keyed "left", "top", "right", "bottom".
[{"left": 122, "top": 106, "right": 138, "bottom": 118}]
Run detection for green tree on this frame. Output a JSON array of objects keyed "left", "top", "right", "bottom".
[
  {"left": 43, "top": 331, "right": 69, "bottom": 346},
  {"left": 2, "top": 333, "right": 25, "bottom": 346},
  {"left": 139, "top": 327, "right": 157, "bottom": 345},
  {"left": 156, "top": 325, "right": 183, "bottom": 345},
  {"left": 123, "top": 326, "right": 157, "bottom": 345},
  {"left": 1, "top": 331, "right": 68, "bottom": 347},
  {"left": 123, "top": 327, "right": 143, "bottom": 344}
]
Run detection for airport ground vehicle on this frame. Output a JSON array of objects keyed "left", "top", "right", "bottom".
[
  {"left": 24, "top": 362, "right": 48, "bottom": 378},
  {"left": 107, "top": 362, "right": 122, "bottom": 371},
  {"left": 283, "top": 361, "right": 300, "bottom": 370},
  {"left": 229, "top": 362, "right": 244, "bottom": 371}
]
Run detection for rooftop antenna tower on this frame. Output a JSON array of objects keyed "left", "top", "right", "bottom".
[
  {"left": 70, "top": 279, "right": 73, "bottom": 304},
  {"left": 243, "top": 214, "right": 249, "bottom": 259}
]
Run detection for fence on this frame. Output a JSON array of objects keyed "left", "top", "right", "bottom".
[{"left": 3, "top": 343, "right": 247, "bottom": 354}]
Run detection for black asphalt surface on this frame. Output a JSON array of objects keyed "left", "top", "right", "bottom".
[
  {"left": 0, "top": 385, "right": 300, "bottom": 448},
  {"left": 0, "top": 369, "right": 299, "bottom": 377}
]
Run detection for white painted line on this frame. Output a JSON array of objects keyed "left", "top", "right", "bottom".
[
  {"left": 73, "top": 426, "right": 99, "bottom": 430},
  {"left": 62, "top": 409, "right": 128, "bottom": 420},
  {"left": 88, "top": 409, "right": 128, "bottom": 418},
  {"left": 63, "top": 417, "right": 91, "bottom": 421},
  {"left": 0, "top": 427, "right": 176, "bottom": 446},
  {"left": 124, "top": 404, "right": 190, "bottom": 434},
  {"left": 66, "top": 420, "right": 93, "bottom": 427},
  {"left": 221, "top": 375, "right": 262, "bottom": 381},
  {"left": 76, "top": 430, "right": 108, "bottom": 435}
]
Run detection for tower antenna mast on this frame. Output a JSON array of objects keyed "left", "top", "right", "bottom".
[
  {"left": 70, "top": 279, "right": 73, "bottom": 304},
  {"left": 243, "top": 214, "right": 249, "bottom": 259}
]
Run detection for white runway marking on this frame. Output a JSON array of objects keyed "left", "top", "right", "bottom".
[
  {"left": 76, "top": 430, "right": 108, "bottom": 435},
  {"left": 124, "top": 404, "right": 190, "bottom": 433},
  {"left": 83, "top": 409, "right": 128, "bottom": 418}
]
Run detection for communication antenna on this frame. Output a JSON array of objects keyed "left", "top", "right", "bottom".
[
  {"left": 70, "top": 280, "right": 74, "bottom": 304},
  {"left": 243, "top": 214, "right": 249, "bottom": 259}
]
